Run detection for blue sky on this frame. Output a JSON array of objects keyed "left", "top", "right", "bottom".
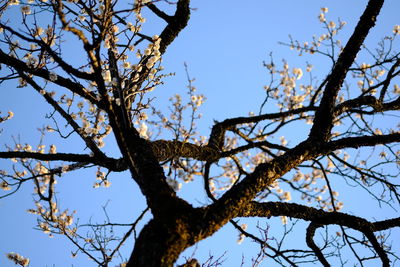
[{"left": 1, "top": 0, "right": 399, "bottom": 266}]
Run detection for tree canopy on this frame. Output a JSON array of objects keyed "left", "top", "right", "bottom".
[{"left": 1, "top": 0, "right": 400, "bottom": 266}]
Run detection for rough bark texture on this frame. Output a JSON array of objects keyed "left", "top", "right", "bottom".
[{"left": 1, "top": 0, "right": 400, "bottom": 266}]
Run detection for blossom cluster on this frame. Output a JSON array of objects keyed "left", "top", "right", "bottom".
[
  {"left": 6, "top": 252, "right": 30, "bottom": 266},
  {"left": 28, "top": 201, "right": 76, "bottom": 237},
  {"left": 93, "top": 167, "right": 111, "bottom": 188},
  {"left": 264, "top": 61, "right": 313, "bottom": 110},
  {"left": 0, "top": 110, "right": 14, "bottom": 123}
]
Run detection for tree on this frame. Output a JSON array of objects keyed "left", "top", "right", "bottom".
[{"left": 1, "top": 0, "right": 400, "bottom": 266}]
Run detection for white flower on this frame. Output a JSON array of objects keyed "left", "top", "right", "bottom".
[
  {"left": 49, "top": 144, "right": 56, "bottom": 154},
  {"left": 318, "top": 13, "right": 326, "bottom": 23},
  {"left": 135, "top": 0, "right": 151, "bottom": 4},
  {"left": 280, "top": 136, "right": 287, "bottom": 146},
  {"left": 393, "top": 84, "right": 400, "bottom": 94},
  {"left": 144, "top": 48, "right": 152, "bottom": 56},
  {"left": 7, "top": 111, "right": 14, "bottom": 119},
  {"left": 9, "top": 0, "right": 20, "bottom": 6},
  {"left": 127, "top": 22, "right": 136, "bottom": 32},
  {"left": 138, "top": 122, "right": 148, "bottom": 138},
  {"left": 1, "top": 181, "right": 11, "bottom": 190},
  {"left": 282, "top": 191, "right": 291, "bottom": 201},
  {"left": 280, "top": 216, "right": 288, "bottom": 225},
  {"left": 103, "top": 70, "right": 111, "bottom": 82},
  {"left": 292, "top": 68, "right": 303, "bottom": 80},
  {"left": 103, "top": 180, "right": 111, "bottom": 188},
  {"left": 237, "top": 234, "right": 245, "bottom": 244},
  {"left": 6, "top": 252, "right": 29, "bottom": 266},
  {"left": 146, "top": 57, "right": 156, "bottom": 68},
  {"left": 123, "top": 61, "right": 131, "bottom": 69},
  {"left": 20, "top": 5, "right": 31, "bottom": 15},
  {"left": 393, "top": 25, "right": 400, "bottom": 35},
  {"left": 360, "top": 63, "right": 370, "bottom": 70}
]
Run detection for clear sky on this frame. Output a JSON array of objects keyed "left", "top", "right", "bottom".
[{"left": 1, "top": 0, "right": 399, "bottom": 266}]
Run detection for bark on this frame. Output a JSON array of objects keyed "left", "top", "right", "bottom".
[
  {"left": 309, "top": 0, "right": 384, "bottom": 141},
  {"left": 1, "top": 0, "right": 397, "bottom": 266},
  {"left": 128, "top": 219, "right": 189, "bottom": 266},
  {"left": 127, "top": 208, "right": 208, "bottom": 267}
]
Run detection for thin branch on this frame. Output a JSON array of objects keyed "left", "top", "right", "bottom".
[
  {"left": 0, "top": 50, "right": 101, "bottom": 107},
  {"left": 19, "top": 72, "right": 106, "bottom": 158},
  {"left": 305, "top": 223, "right": 330, "bottom": 267}
]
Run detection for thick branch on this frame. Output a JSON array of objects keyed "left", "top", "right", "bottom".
[
  {"left": 241, "top": 201, "right": 400, "bottom": 232},
  {"left": 309, "top": 0, "right": 384, "bottom": 141},
  {"left": 150, "top": 140, "right": 219, "bottom": 162},
  {"left": 0, "top": 151, "right": 125, "bottom": 172},
  {"left": 195, "top": 131, "right": 398, "bottom": 235},
  {"left": 204, "top": 140, "right": 314, "bottom": 232},
  {"left": 334, "top": 95, "right": 400, "bottom": 115},
  {"left": 208, "top": 106, "right": 315, "bottom": 150},
  {"left": 158, "top": 0, "right": 191, "bottom": 54},
  {"left": 325, "top": 133, "right": 400, "bottom": 151},
  {"left": 146, "top": 3, "right": 172, "bottom": 22},
  {"left": 244, "top": 202, "right": 393, "bottom": 266}
]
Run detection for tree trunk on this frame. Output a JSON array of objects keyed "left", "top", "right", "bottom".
[{"left": 127, "top": 219, "right": 191, "bottom": 267}]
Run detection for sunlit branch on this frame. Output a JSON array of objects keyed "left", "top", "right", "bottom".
[
  {"left": 220, "top": 140, "right": 287, "bottom": 159},
  {"left": 1, "top": 0, "right": 399, "bottom": 265},
  {"left": 310, "top": 0, "right": 385, "bottom": 141},
  {"left": 203, "top": 162, "right": 297, "bottom": 266},
  {"left": 150, "top": 140, "right": 219, "bottom": 162}
]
